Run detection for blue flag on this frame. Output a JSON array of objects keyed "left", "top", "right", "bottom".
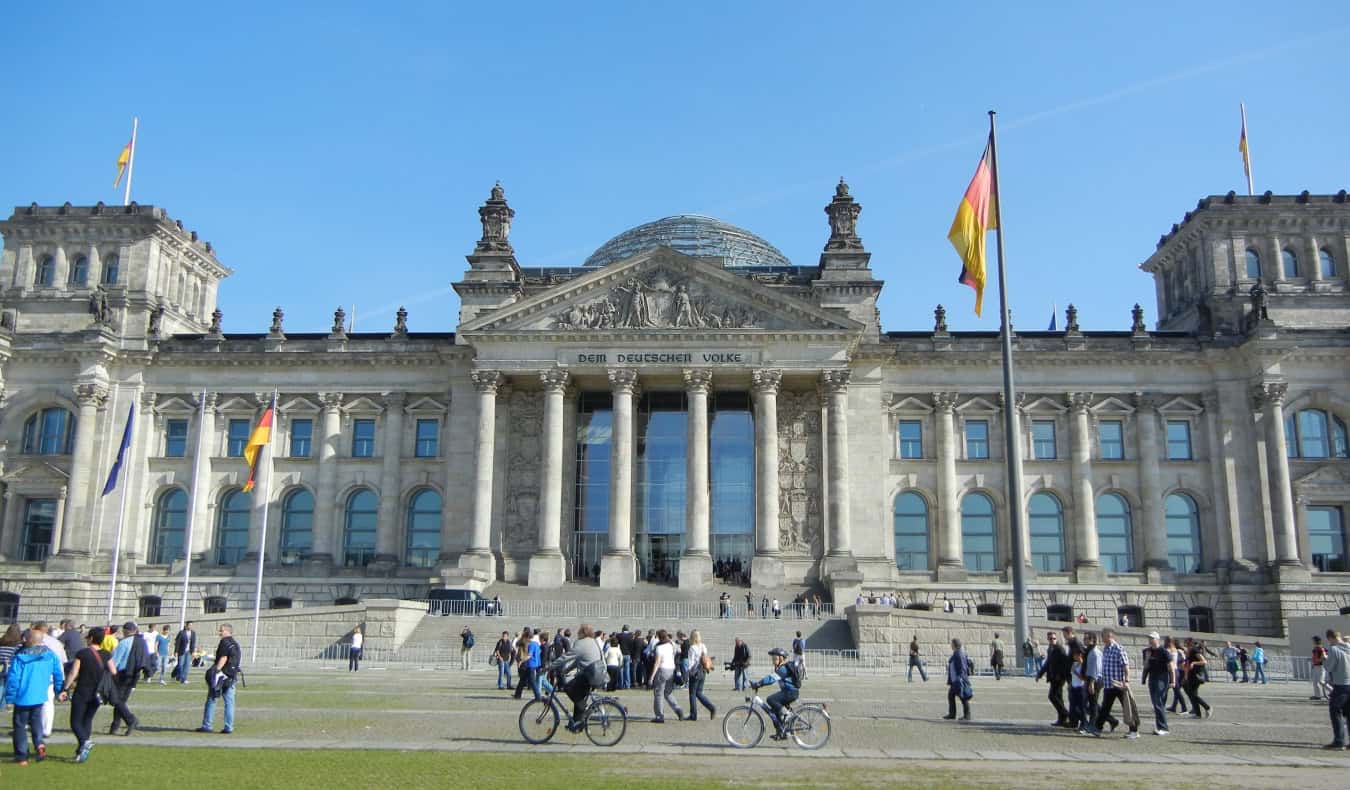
[
  {"left": 102, "top": 404, "right": 135, "bottom": 496},
  {"left": 1047, "top": 303, "right": 1058, "bottom": 331}
]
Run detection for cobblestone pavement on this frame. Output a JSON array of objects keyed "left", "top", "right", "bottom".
[{"left": 22, "top": 664, "right": 1350, "bottom": 771}]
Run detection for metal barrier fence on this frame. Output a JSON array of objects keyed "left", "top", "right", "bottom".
[{"left": 407, "top": 598, "right": 841, "bottom": 622}]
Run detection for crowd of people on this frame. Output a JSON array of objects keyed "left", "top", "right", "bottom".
[
  {"left": 1, "top": 618, "right": 241, "bottom": 766},
  {"left": 716, "top": 590, "right": 827, "bottom": 619}
]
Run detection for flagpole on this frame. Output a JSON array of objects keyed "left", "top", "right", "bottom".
[
  {"left": 1240, "top": 103, "right": 1254, "bottom": 196},
  {"left": 250, "top": 389, "right": 278, "bottom": 664},
  {"left": 123, "top": 116, "right": 139, "bottom": 207},
  {"left": 986, "top": 110, "right": 1030, "bottom": 666},
  {"left": 179, "top": 389, "right": 208, "bottom": 632},
  {"left": 105, "top": 401, "right": 135, "bottom": 624}
]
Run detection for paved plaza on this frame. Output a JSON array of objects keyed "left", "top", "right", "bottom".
[{"left": 17, "top": 660, "right": 1350, "bottom": 777}]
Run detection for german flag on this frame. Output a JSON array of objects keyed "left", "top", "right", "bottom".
[
  {"left": 948, "top": 138, "right": 998, "bottom": 316},
  {"left": 241, "top": 406, "right": 274, "bottom": 493},
  {"left": 113, "top": 139, "right": 133, "bottom": 188}
]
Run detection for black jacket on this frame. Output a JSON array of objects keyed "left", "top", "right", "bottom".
[
  {"left": 1038, "top": 642, "right": 1071, "bottom": 682},
  {"left": 618, "top": 630, "right": 635, "bottom": 657},
  {"left": 733, "top": 642, "right": 751, "bottom": 668},
  {"left": 175, "top": 628, "right": 197, "bottom": 655}
]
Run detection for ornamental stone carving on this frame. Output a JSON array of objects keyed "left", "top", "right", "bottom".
[
  {"left": 552, "top": 266, "right": 763, "bottom": 330},
  {"left": 475, "top": 182, "right": 515, "bottom": 254},
  {"left": 392, "top": 306, "right": 408, "bottom": 338},
  {"left": 539, "top": 369, "right": 570, "bottom": 392},
  {"left": 608, "top": 368, "right": 639, "bottom": 393},
  {"left": 1252, "top": 381, "right": 1288, "bottom": 410},
  {"left": 820, "top": 369, "right": 851, "bottom": 393},
  {"left": 269, "top": 306, "right": 285, "bottom": 336},
  {"left": 751, "top": 369, "right": 782, "bottom": 394},
  {"left": 932, "top": 392, "right": 959, "bottom": 412},
  {"left": 1067, "top": 392, "right": 1093, "bottom": 414},
  {"left": 318, "top": 392, "right": 344, "bottom": 411},
  {"left": 471, "top": 369, "right": 502, "bottom": 394},
  {"left": 682, "top": 368, "right": 713, "bottom": 393},
  {"left": 823, "top": 178, "right": 863, "bottom": 251},
  {"left": 503, "top": 389, "right": 543, "bottom": 551},
  {"left": 778, "top": 390, "right": 822, "bottom": 555},
  {"left": 74, "top": 382, "right": 109, "bottom": 407}
]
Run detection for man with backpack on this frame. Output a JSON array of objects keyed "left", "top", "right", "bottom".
[
  {"left": 752, "top": 647, "right": 801, "bottom": 740},
  {"left": 108, "top": 622, "right": 148, "bottom": 736},
  {"left": 197, "top": 623, "right": 242, "bottom": 734},
  {"left": 791, "top": 631, "right": 807, "bottom": 674},
  {"left": 460, "top": 626, "right": 475, "bottom": 671},
  {"left": 548, "top": 624, "right": 608, "bottom": 732}
]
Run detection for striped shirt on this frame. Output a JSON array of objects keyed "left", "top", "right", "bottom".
[{"left": 1101, "top": 641, "right": 1129, "bottom": 685}]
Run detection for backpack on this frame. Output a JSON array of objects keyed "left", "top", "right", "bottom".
[
  {"left": 464, "top": 633, "right": 475, "bottom": 649},
  {"left": 791, "top": 638, "right": 805, "bottom": 655},
  {"left": 787, "top": 658, "right": 806, "bottom": 688}
]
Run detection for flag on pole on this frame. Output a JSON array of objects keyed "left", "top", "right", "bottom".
[
  {"left": 113, "top": 138, "right": 133, "bottom": 188},
  {"left": 101, "top": 404, "right": 136, "bottom": 496},
  {"left": 948, "top": 138, "right": 999, "bottom": 316},
  {"left": 1239, "top": 103, "right": 1254, "bottom": 195},
  {"left": 1047, "top": 303, "right": 1058, "bottom": 331},
  {"left": 242, "top": 406, "right": 274, "bottom": 492}
]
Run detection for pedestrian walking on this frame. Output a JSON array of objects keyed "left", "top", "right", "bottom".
[
  {"left": 196, "top": 623, "right": 241, "bottom": 734},
  {"left": 58, "top": 621, "right": 84, "bottom": 674},
  {"left": 3, "top": 628, "right": 65, "bottom": 765},
  {"left": 908, "top": 635, "right": 928, "bottom": 682},
  {"left": 154, "top": 625, "right": 171, "bottom": 684},
  {"left": 732, "top": 637, "right": 751, "bottom": 690},
  {"left": 1322, "top": 629, "right": 1350, "bottom": 750},
  {"left": 685, "top": 630, "right": 716, "bottom": 721},
  {"left": 1021, "top": 636, "right": 1036, "bottom": 677},
  {"left": 348, "top": 625, "right": 364, "bottom": 672},
  {"left": 989, "top": 633, "right": 1005, "bottom": 681},
  {"left": 28, "top": 622, "right": 66, "bottom": 740},
  {"left": 771, "top": 598, "right": 781, "bottom": 619},
  {"left": 108, "top": 622, "right": 148, "bottom": 736},
  {"left": 942, "top": 638, "right": 972, "bottom": 721},
  {"left": 0, "top": 624, "right": 19, "bottom": 678},
  {"left": 1311, "top": 636, "right": 1330, "bottom": 700},
  {"left": 760, "top": 595, "right": 769, "bottom": 619},
  {"left": 604, "top": 636, "right": 623, "bottom": 692},
  {"left": 1140, "top": 631, "right": 1173, "bottom": 735},
  {"left": 649, "top": 629, "right": 684, "bottom": 722},
  {"left": 791, "top": 630, "right": 807, "bottom": 674},
  {"left": 1036, "top": 631, "right": 1071, "bottom": 727},
  {"left": 1068, "top": 643, "right": 1095, "bottom": 734},
  {"left": 1238, "top": 644, "right": 1251, "bottom": 682},
  {"left": 492, "top": 631, "right": 514, "bottom": 689},
  {"left": 1252, "top": 641, "right": 1268, "bottom": 684},
  {"left": 1083, "top": 632, "right": 1104, "bottom": 732},
  {"left": 1182, "top": 639, "right": 1212, "bottom": 718},
  {"left": 1221, "top": 640, "right": 1239, "bottom": 681},
  {"left": 1094, "top": 629, "right": 1139, "bottom": 739},
  {"left": 460, "top": 626, "right": 475, "bottom": 670},
  {"left": 745, "top": 591, "right": 754, "bottom": 618},
  {"left": 59, "top": 626, "right": 110, "bottom": 763},
  {"left": 1165, "top": 636, "right": 1189, "bottom": 714},
  {"left": 173, "top": 621, "right": 197, "bottom": 684}
]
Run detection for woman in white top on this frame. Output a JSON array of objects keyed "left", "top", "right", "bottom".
[
  {"left": 604, "top": 637, "right": 623, "bottom": 692},
  {"left": 685, "top": 630, "right": 716, "bottom": 721},
  {"left": 648, "top": 629, "right": 685, "bottom": 723},
  {"left": 349, "top": 625, "right": 364, "bottom": 672}
]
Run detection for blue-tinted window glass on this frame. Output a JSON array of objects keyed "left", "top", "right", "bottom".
[
  {"left": 343, "top": 489, "right": 378, "bottom": 567},
  {"left": 24, "top": 408, "right": 76, "bottom": 455},
  {"left": 961, "top": 492, "right": 997, "bottom": 572},
  {"left": 1165, "top": 493, "right": 1202, "bottom": 573},
  {"left": 415, "top": 418, "right": 439, "bottom": 458},
  {"left": 965, "top": 420, "right": 989, "bottom": 460},
  {"left": 21, "top": 499, "right": 56, "bottom": 562},
  {"left": 636, "top": 393, "right": 686, "bottom": 582},
  {"left": 1096, "top": 493, "right": 1134, "bottom": 573},
  {"left": 893, "top": 492, "right": 929, "bottom": 571},
  {"left": 1099, "top": 420, "right": 1124, "bottom": 460},
  {"left": 280, "top": 489, "right": 314, "bottom": 565},
  {"left": 898, "top": 420, "right": 923, "bottom": 459},
  {"left": 70, "top": 256, "right": 89, "bottom": 285},
  {"left": 352, "top": 418, "right": 375, "bottom": 457},
  {"left": 405, "top": 489, "right": 442, "bottom": 568},
  {"left": 1320, "top": 249, "right": 1337, "bottom": 278},
  {"left": 1282, "top": 248, "right": 1298, "bottom": 278},
  {"left": 1032, "top": 420, "right": 1056, "bottom": 460},
  {"left": 1244, "top": 248, "right": 1261, "bottom": 279},
  {"left": 150, "top": 489, "right": 189, "bottom": 565},
  {"left": 289, "top": 418, "right": 313, "bottom": 458},
  {"left": 1029, "top": 492, "right": 1066, "bottom": 572},
  {"left": 101, "top": 254, "right": 120, "bottom": 284},
  {"left": 1308, "top": 506, "right": 1345, "bottom": 572},
  {"left": 36, "top": 255, "right": 55, "bottom": 286},
  {"left": 214, "top": 489, "right": 251, "bottom": 565},
  {"left": 575, "top": 395, "right": 612, "bottom": 536},
  {"left": 1166, "top": 420, "right": 1192, "bottom": 460},
  {"left": 1298, "top": 410, "right": 1330, "bottom": 458},
  {"left": 226, "top": 419, "right": 250, "bottom": 457},
  {"left": 165, "top": 419, "right": 188, "bottom": 457}
]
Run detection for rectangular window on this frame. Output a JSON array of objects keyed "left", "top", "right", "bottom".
[
  {"left": 1166, "top": 420, "right": 1192, "bottom": 460},
  {"left": 1032, "top": 420, "right": 1057, "bottom": 460},
  {"left": 415, "top": 418, "right": 439, "bottom": 458},
  {"left": 965, "top": 419, "right": 989, "bottom": 460},
  {"left": 226, "top": 419, "right": 251, "bottom": 457},
  {"left": 289, "top": 418, "right": 313, "bottom": 458},
  {"left": 352, "top": 418, "right": 376, "bottom": 457},
  {"left": 164, "top": 419, "right": 188, "bottom": 457},
  {"left": 898, "top": 420, "right": 923, "bottom": 459},
  {"left": 1099, "top": 420, "right": 1124, "bottom": 460}
]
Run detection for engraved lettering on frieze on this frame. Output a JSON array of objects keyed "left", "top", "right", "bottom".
[
  {"left": 503, "top": 390, "right": 543, "bottom": 551},
  {"left": 552, "top": 267, "right": 763, "bottom": 330},
  {"left": 777, "top": 390, "right": 822, "bottom": 555}
]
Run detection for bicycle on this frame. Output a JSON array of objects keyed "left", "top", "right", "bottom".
[
  {"left": 518, "top": 676, "right": 628, "bottom": 747},
  {"left": 721, "top": 681, "right": 831, "bottom": 749}
]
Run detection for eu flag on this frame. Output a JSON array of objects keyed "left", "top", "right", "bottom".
[{"left": 102, "top": 404, "right": 135, "bottom": 496}]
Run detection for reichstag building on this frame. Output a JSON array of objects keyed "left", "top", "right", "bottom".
[{"left": 0, "top": 181, "right": 1347, "bottom": 635}]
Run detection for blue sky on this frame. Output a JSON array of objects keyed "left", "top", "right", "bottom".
[{"left": 3, "top": 2, "right": 1347, "bottom": 333}]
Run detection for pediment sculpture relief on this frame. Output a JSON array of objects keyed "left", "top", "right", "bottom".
[{"left": 552, "top": 267, "right": 763, "bottom": 330}]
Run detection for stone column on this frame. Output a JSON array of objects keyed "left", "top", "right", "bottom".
[
  {"left": 821, "top": 370, "right": 857, "bottom": 577},
  {"left": 310, "top": 392, "right": 343, "bottom": 567},
  {"left": 459, "top": 370, "right": 500, "bottom": 581},
  {"left": 1255, "top": 382, "right": 1303, "bottom": 571},
  {"left": 59, "top": 381, "right": 108, "bottom": 556},
  {"left": 680, "top": 369, "right": 714, "bottom": 589},
  {"left": 46, "top": 486, "right": 67, "bottom": 560},
  {"left": 124, "top": 390, "right": 158, "bottom": 562},
  {"left": 751, "top": 369, "right": 785, "bottom": 587},
  {"left": 1067, "top": 393, "right": 1101, "bottom": 578},
  {"left": 601, "top": 369, "right": 638, "bottom": 589},
  {"left": 373, "top": 391, "right": 405, "bottom": 568},
  {"left": 1308, "top": 237, "right": 1324, "bottom": 284},
  {"left": 1134, "top": 394, "right": 1168, "bottom": 578},
  {"left": 1202, "top": 391, "right": 1248, "bottom": 572},
  {"left": 528, "top": 369, "right": 568, "bottom": 588},
  {"left": 934, "top": 392, "right": 964, "bottom": 579}
]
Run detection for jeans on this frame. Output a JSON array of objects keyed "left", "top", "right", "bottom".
[
  {"left": 1329, "top": 684, "right": 1350, "bottom": 746},
  {"left": 10, "top": 705, "right": 43, "bottom": 761},
  {"left": 1096, "top": 687, "right": 1133, "bottom": 732},
  {"left": 497, "top": 658, "right": 513, "bottom": 689},
  {"left": 621, "top": 656, "right": 632, "bottom": 689},
  {"left": 109, "top": 679, "right": 139, "bottom": 731},
  {"left": 157, "top": 654, "right": 169, "bottom": 683},
  {"left": 1085, "top": 683, "right": 1102, "bottom": 728},
  {"left": 768, "top": 688, "right": 798, "bottom": 730},
  {"left": 734, "top": 666, "right": 749, "bottom": 690},
  {"left": 1226, "top": 660, "right": 1238, "bottom": 682},
  {"left": 1254, "top": 662, "right": 1267, "bottom": 684},
  {"left": 1023, "top": 656, "right": 1035, "bottom": 676},
  {"left": 69, "top": 696, "right": 100, "bottom": 748},
  {"left": 1068, "top": 686, "right": 1087, "bottom": 728},
  {"left": 516, "top": 665, "right": 541, "bottom": 700},
  {"left": 349, "top": 648, "right": 362, "bottom": 672},
  {"left": 1047, "top": 679, "right": 1069, "bottom": 724},
  {"left": 175, "top": 653, "right": 190, "bottom": 682},
  {"left": 1147, "top": 674, "right": 1170, "bottom": 731},
  {"left": 687, "top": 674, "right": 715, "bottom": 719},
  {"left": 461, "top": 648, "right": 472, "bottom": 671},
  {"left": 1183, "top": 676, "right": 1209, "bottom": 713},
  {"left": 652, "top": 668, "right": 683, "bottom": 721},
  {"left": 908, "top": 657, "right": 928, "bottom": 682},
  {"left": 202, "top": 683, "right": 235, "bottom": 732}
]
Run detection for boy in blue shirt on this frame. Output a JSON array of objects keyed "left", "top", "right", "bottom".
[
  {"left": 4, "top": 630, "right": 66, "bottom": 765},
  {"left": 752, "top": 647, "right": 801, "bottom": 739}
]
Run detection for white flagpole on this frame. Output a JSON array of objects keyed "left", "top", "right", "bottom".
[
  {"left": 123, "top": 116, "right": 139, "bottom": 207},
  {"left": 250, "top": 390, "right": 278, "bottom": 664},
  {"left": 179, "top": 389, "right": 208, "bottom": 632},
  {"left": 105, "top": 400, "right": 135, "bottom": 625}
]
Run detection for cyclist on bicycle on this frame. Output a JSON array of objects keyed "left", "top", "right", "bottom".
[
  {"left": 547, "top": 623, "right": 607, "bottom": 732},
  {"left": 752, "top": 647, "right": 801, "bottom": 739}
]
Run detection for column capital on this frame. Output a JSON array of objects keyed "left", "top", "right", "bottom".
[
  {"left": 74, "top": 382, "right": 108, "bottom": 407},
  {"left": 539, "top": 368, "right": 570, "bottom": 393},
  {"left": 682, "top": 368, "right": 713, "bottom": 393},
  {"left": 1067, "top": 392, "right": 1094, "bottom": 414},
  {"left": 140, "top": 390, "right": 159, "bottom": 409},
  {"left": 751, "top": 369, "right": 782, "bottom": 395},
  {"left": 1200, "top": 390, "right": 1220, "bottom": 412},
  {"left": 1131, "top": 392, "right": 1165, "bottom": 412},
  {"left": 820, "top": 369, "right": 851, "bottom": 393},
  {"left": 1252, "top": 381, "right": 1288, "bottom": 411},
  {"left": 318, "top": 391, "right": 344, "bottom": 411},
  {"left": 381, "top": 390, "right": 407, "bottom": 410},
  {"left": 607, "top": 367, "right": 639, "bottom": 394},
  {"left": 471, "top": 369, "right": 502, "bottom": 394},
  {"left": 192, "top": 391, "right": 218, "bottom": 411},
  {"left": 932, "top": 391, "right": 959, "bottom": 412}
]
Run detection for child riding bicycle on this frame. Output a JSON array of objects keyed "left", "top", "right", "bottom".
[{"left": 752, "top": 647, "right": 802, "bottom": 740}]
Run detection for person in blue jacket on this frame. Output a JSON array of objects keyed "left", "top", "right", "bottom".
[
  {"left": 943, "top": 637, "right": 973, "bottom": 721},
  {"left": 752, "top": 647, "right": 801, "bottom": 739},
  {"left": 4, "top": 629, "right": 66, "bottom": 764}
]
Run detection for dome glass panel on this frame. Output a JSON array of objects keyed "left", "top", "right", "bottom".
[{"left": 583, "top": 214, "right": 791, "bottom": 268}]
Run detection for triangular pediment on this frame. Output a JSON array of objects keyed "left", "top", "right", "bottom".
[
  {"left": 155, "top": 396, "right": 197, "bottom": 415},
  {"left": 957, "top": 396, "right": 1001, "bottom": 414},
  {"left": 1293, "top": 464, "right": 1350, "bottom": 489},
  {"left": 1091, "top": 397, "right": 1135, "bottom": 416},
  {"left": 1022, "top": 396, "right": 1067, "bottom": 414},
  {"left": 405, "top": 396, "right": 447, "bottom": 414},
  {"left": 342, "top": 396, "right": 384, "bottom": 415},
  {"left": 1158, "top": 396, "right": 1204, "bottom": 415},
  {"left": 460, "top": 248, "right": 862, "bottom": 336},
  {"left": 279, "top": 396, "right": 320, "bottom": 415},
  {"left": 215, "top": 396, "right": 259, "bottom": 414},
  {"left": 1, "top": 461, "right": 70, "bottom": 484},
  {"left": 887, "top": 395, "right": 933, "bottom": 414}
]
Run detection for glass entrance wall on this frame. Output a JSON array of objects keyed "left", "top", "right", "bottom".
[
  {"left": 636, "top": 392, "right": 686, "bottom": 583},
  {"left": 572, "top": 393, "right": 612, "bottom": 581},
  {"left": 21, "top": 499, "right": 56, "bottom": 562},
  {"left": 711, "top": 392, "right": 754, "bottom": 584}
]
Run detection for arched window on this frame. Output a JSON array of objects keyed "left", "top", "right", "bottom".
[
  {"left": 1321, "top": 249, "right": 1338, "bottom": 278},
  {"left": 1117, "top": 605, "right": 1144, "bottom": 627},
  {"left": 1286, "top": 409, "right": 1349, "bottom": 459},
  {"left": 976, "top": 603, "right": 1004, "bottom": 617},
  {"left": 139, "top": 596, "right": 162, "bottom": 618},
  {"left": 214, "top": 489, "right": 251, "bottom": 565},
  {"left": 1028, "top": 492, "right": 1066, "bottom": 572},
  {"left": 405, "top": 488, "right": 442, "bottom": 568},
  {"left": 343, "top": 489, "right": 378, "bottom": 567},
  {"left": 1165, "top": 493, "right": 1202, "bottom": 573},
  {"left": 1046, "top": 604, "right": 1073, "bottom": 622},
  {"left": 1188, "top": 607, "right": 1214, "bottom": 633},
  {"left": 279, "top": 489, "right": 314, "bottom": 566},
  {"left": 1244, "top": 248, "right": 1261, "bottom": 279},
  {"left": 150, "top": 489, "right": 189, "bottom": 565},
  {"left": 36, "top": 255, "right": 55, "bottom": 286},
  {"left": 20, "top": 499, "right": 56, "bottom": 562},
  {"left": 960, "top": 492, "right": 997, "bottom": 572},
  {"left": 1282, "top": 248, "right": 1298, "bottom": 278},
  {"left": 69, "top": 255, "right": 89, "bottom": 286},
  {"left": 0, "top": 592, "right": 19, "bottom": 624},
  {"left": 269, "top": 597, "right": 293, "bottom": 610},
  {"left": 203, "top": 596, "right": 227, "bottom": 614},
  {"left": 1307, "top": 506, "right": 1346, "bottom": 573},
  {"left": 21, "top": 407, "right": 76, "bottom": 455},
  {"left": 101, "top": 253, "right": 120, "bottom": 284},
  {"left": 1096, "top": 493, "right": 1134, "bottom": 573},
  {"left": 893, "top": 492, "right": 930, "bottom": 571}
]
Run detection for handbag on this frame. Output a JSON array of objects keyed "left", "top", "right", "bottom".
[
  {"left": 700, "top": 654, "right": 714, "bottom": 673},
  {"left": 959, "top": 678, "right": 974, "bottom": 700}
]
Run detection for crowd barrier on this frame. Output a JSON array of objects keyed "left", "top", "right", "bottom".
[{"left": 406, "top": 598, "right": 841, "bottom": 622}]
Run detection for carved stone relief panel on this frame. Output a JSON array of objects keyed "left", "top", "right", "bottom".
[
  {"left": 777, "top": 390, "right": 822, "bottom": 556},
  {"left": 503, "top": 390, "right": 542, "bottom": 552},
  {"left": 550, "top": 265, "right": 768, "bottom": 330}
]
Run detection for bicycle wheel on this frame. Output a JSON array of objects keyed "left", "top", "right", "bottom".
[
  {"left": 722, "top": 704, "right": 765, "bottom": 748},
  {"left": 788, "top": 705, "right": 831, "bottom": 750},
  {"left": 584, "top": 698, "right": 628, "bottom": 747},
  {"left": 518, "top": 699, "right": 559, "bottom": 744}
]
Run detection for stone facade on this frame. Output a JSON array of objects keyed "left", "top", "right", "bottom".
[{"left": 0, "top": 187, "right": 1348, "bottom": 637}]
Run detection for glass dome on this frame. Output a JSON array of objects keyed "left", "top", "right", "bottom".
[{"left": 583, "top": 214, "right": 792, "bottom": 268}]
